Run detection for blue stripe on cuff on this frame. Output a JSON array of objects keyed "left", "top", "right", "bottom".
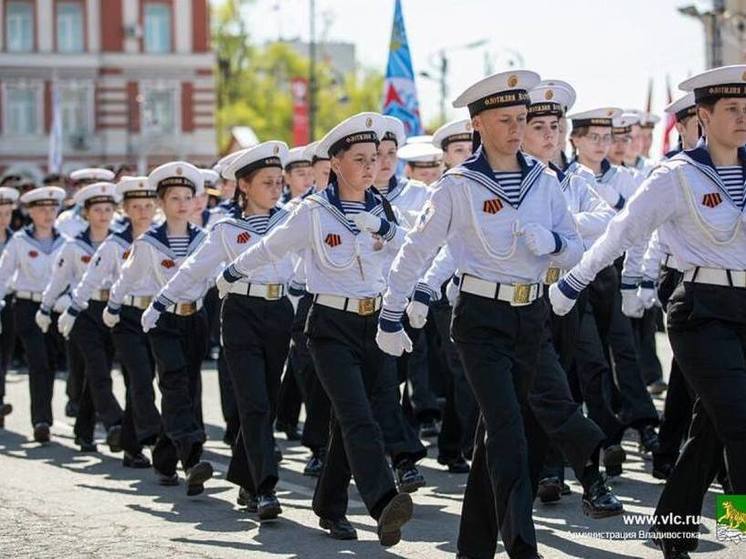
[
  {"left": 614, "top": 195, "right": 625, "bottom": 210},
  {"left": 288, "top": 284, "right": 306, "bottom": 297},
  {"left": 39, "top": 306, "right": 51, "bottom": 315},
  {"left": 224, "top": 264, "right": 243, "bottom": 283},
  {"left": 563, "top": 272, "right": 587, "bottom": 293},
  {"left": 640, "top": 279, "right": 656, "bottom": 289},
  {"left": 379, "top": 308, "right": 404, "bottom": 323},
  {"left": 379, "top": 317, "right": 403, "bottom": 333},
  {"left": 557, "top": 276, "right": 581, "bottom": 299},
  {"left": 153, "top": 298, "right": 168, "bottom": 312},
  {"left": 68, "top": 307, "right": 80, "bottom": 317},
  {"left": 107, "top": 303, "right": 121, "bottom": 314},
  {"left": 381, "top": 221, "right": 396, "bottom": 241},
  {"left": 550, "top": 232, "right": 564, "bottom": 254},
  {"left": 412, "top": 289, "right": 431, "bottom": 305}
]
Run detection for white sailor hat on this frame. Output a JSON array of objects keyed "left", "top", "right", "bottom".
[
  {"left": 406, "top": 135, "right": 434, "bottom": 145},
  {"left": 432, "top": 119, "right": 473, "bottom": 150},
  {"left": 214, "top": 151, "right": 242, "bottom": 179},
  {"left": 116, "top": 176, "right": 156, "bottom": 200},
  {"left": 612, "top": 112, "right": 640, "bottom": 135},
  {"left": 528, "top": 80, "right": 576, "bottom": 119},
  {"left": 147, "top": 161, "right": 203, "bottom": 194},
  {"left": 639, "top": 112, "right": 660, "bottom": 129},
  {"left": 20, "top": 186, "right": 66, "bottom": 207},
  {"left": 73, "top": 182, "right": 120, "bottom": 206},
  {"left": 303, "top": 141, "right": 328, "bottom": 164},
  {"left": 397, "top": 142, "right": 443, "bottom": 168},
  {"left": 69, "top": 167, "right": 116, "bottom": 183},
  {"left": 200, "top": 168, "right": 220, "bottom": 187},
  {"left": 679, "top": 64, "right": 746, "bottom": 103},
  {"left": 453, "top": 70, "right": 540, "bottom": 116},
  {"left": 0, "top": 186, "right": 19, "bottom": 205},
  {"left": 665, "top": 92, "right": 697, "bottom": 122},
  {"left": 317, "top": 112, "right": 386, "bottom": 159},
  {"left": 380, "top": 116, "right": 407, "bottom": 147},
  {"left": 224, "top": 141, "right": 289, "bottom": 182},
  {"left": 285, "top": 146, "right": 312, "bottom": 172},
  {"left": 568, "top": 107, "right": 623, "bottom": 129}
]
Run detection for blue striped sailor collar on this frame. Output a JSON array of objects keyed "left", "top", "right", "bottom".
[
  {"left": 231, "top": 206, "right": 288, "bottom": 234},
  {"left": 142, "top": 220, "right": 205, "bottom": 258},
  {"left": 676, "top": 138, "right": 746, "bottom": 207},
  {"left": 445, "top": 145, "right": 545, "bottom": 208},
  {"left": 21, "top": 224, "right": 63, "bottom": 254},
  {"left": 111, "top": 220, "right": 134, "bottom": 246},
  {"left": 74, "top": 226, "right": 111, "bottom": 255},
  {"left": 307, "top": 181, "right": 384, "bottom": 234},
  {"left": 383, "top": 175, "right": 409, "bottom": 202},
  {"left": 548, "top": 161, "right": 570, "bottom": 191}
]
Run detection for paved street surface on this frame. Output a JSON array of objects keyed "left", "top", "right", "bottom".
[{"left": 0, "top": 334, "right": 741, "bottom": 558}]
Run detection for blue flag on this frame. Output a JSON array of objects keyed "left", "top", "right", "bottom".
[{"left": 382, "top": 0, "right": 423, "bottom": 136}]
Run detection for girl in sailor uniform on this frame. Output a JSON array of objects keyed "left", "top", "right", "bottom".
[
  {"left": 377, "top": 71, "right": 584, "bottom": 559},
  {"left": 0, "top": 187, "right": 20, "bottom": 428},
  {"left": 551, "top": 65, "right": 746, "bottom": 557},
  {"left": 106, "top": 162, "right": 213, "bottom": 496},
  {"left": 154, "top": 142, "right": 295, "bottom": 520},
  {"left": 0, "top": 186, "right": 66, "bottom": 443},
  {"left": 39, "top": 183, "right": 124, "bottom": 453},
  {"left": 219, "top": 113, "right": 415, "bottom": 546},
  {"left": 59, "top": 177, "right": 160, "bottom": 467}
]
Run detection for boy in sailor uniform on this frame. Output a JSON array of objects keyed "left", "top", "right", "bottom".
[{"left": 0, "top": 186, "right": 66, "bottom": 443}]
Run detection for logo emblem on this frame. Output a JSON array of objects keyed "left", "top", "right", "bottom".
[
  {"left": 507, "top": 75, "right": 518, "bottom": 87},
  {"left": 138, "top": 182, "right": 145, "bottom": 188},
  {"left": 175, "top": 166, "right": 183, "bottom": 176},
  {"left": 607, "top": 109, "right": 615, "bottom": 116},
  {"left": 465, "top": 121, "right": 472, "bottom": 132},
  {"left": 28, "top": 250, "right": 38, "bottom": 258},
  {"left": 324, "top": 233, "right": 342, "bottom": 247},
  {"left": 365, "top": 117, "right": 373, "bottom": 128},
  {"left": 161, "top": 259, "right": 175, "bottom": 269},
  {"left": 544, "top": 89, "right": 554, "bottom": 100},
  {"left": 273, "top": 145, "right": 280, "bottom": 155},
  {"left": 81, "top": 255, "right": 91, "bottom": 263},
  {"left": 236, "top": 232, "right": 251, "bottom": 244},
  {"left": 716, "top": 495, "right": 746, "bottom": 542},
  {"left": 702, "top": 192, "right": 723, "bottom": 208},
  {"left": 742, "top": 71, "right": 746, "bottom": 82},
  {"left": 483, "top": 198, "right": 504, "bottom": 214}
]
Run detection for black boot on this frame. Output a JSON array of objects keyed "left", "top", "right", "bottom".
[
  {"left": 537, "top": 476, "right": 563, "bottom": 504},
  {"left": 437, "top": 454, "right": 470, "bottom": 474},
  {"left": 582, "top": 476, "right": 624, "bottom": 519},
  {"left": 319, "top": 517, "right": 357, "bottom": 540},
  {"left": 237, "top": 487, "right": 258, "bottom": 512},
  {"left": 603, "top": 444, "right": 626, "bottom": 477},
  {"left": 33, "top": 422, "right": 50, "bottom": 443},
  {"left": 376, "top": 493, "right": 413, "bottom": 547},
  {"left": 122, "top": 451, "right": 151, "bottom": 468},
  {"left": 257, "top": 492, "right": 282, "bottom": 521},
  {"left": 639, "top": 425, "right": 660, "bottom": 454},
  {"left": 395, "top": 459, "right": 426, "bottom": 493},
  {"left": 185, "top": 461, "right": 213, "bottom": 496},
  {"left": 106, "top": 425, "right": 122, "bottom": 453},
  {"left": 75, "top": 437, "right": 97, "bottom": 452},
  {"left": 303, "top": 450, "right": 324, "bottom": 477}
]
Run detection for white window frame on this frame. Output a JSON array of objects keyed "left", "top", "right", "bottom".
[
  {"left": 143, "top": 2, "right": 172, "bottom": 54},
  {"left": 140, "top": 80, "right": 181, "bottom": 136},
  {"left": 56, "top": 1, "right": 84, "bottom": 53},
  {"left": 5, "top": 1, "right": 34, "bottom": 53},
  {"left": 1, "top": 81, "right": 42, "bottom": 136},
  {"left": 59, "top": 80, "right": 94, "bottom": 140}
]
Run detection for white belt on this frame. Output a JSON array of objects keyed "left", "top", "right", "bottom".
[
  {"left": 459, "top": 274, "right": 542, "bottom": 306},
  {"left": 15, "top": 290, "right": 43, "bottom": 302},
  {"left": 313, "top": 294, "right": 381, "bottom": 316},
  {"left": 90, "top": 289, "right": 110, "bottom": 302},
  {"left": 165, "top": 299, "right": 204, "bottom": 317},
  {"left": 543, "top": 266, "right": 564, "bottom": 285},
  {"left": 683, "top": 267, "right": 746, "bottom": 288},
  {"left": 662, "top": 254, "right": 681, "bottom": 270},
  {"left": 122, "top": 295, "right": 153, "bottom": 310},
  {"left": 226, "top": 282, "right": 285, "bottom": 301}
]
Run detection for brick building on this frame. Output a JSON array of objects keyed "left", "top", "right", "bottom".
[{"left": 0, "top": 0, "right": 216, "bottom": 179}]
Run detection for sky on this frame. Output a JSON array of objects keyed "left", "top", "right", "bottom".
[{"left": 225, "top": 0, "right": 710, "bottom": 153}]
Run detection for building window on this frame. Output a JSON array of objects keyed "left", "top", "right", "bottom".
[
  {"left": 142, "top": 88, "right": 176, "bottom": 134},
  {"left": 5, "top": 1, "right": 34, "bottom": 52},
  {"left": 5, "top": 86, "right": 39, "bottom": 135},
  {"left": 143, "top": 3, "right": 171, "bottom": 53},
  {"left": 56, "top": 2, "right": 84, "bottom": 53},
  {"left": 61, "top": 85, "right": 90, "bottom": 136}
]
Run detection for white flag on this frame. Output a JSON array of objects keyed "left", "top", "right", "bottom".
[{"left": 48, "top": 80, "right": 63, "bottom": 173}]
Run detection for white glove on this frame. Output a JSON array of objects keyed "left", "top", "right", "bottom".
[
  {"left": 53, "top": 294, "right": 72, "bottom": 315},
  {"left": 548, "top": 283, "right": 576, "bottom": 316},
  {"left": 446, "top": 278, "right": 460, "bottom": 305},
  {"left": 140, "top": 305, "right": 161, "bottom": 333},
  {"left": 35, "top": 309, "right": 52, "bottom": 333},
  {"left": 102, "top": 306, "right": 120, "bottom": 329},
  {"left": 593, "top": 183, "right": 622, "bottom": 209},
  {"left": 216, "top": 273, "right": 233, "bottom": 299},
  {"left": 637, "top": 285, "right": 660, "bottom": 309},
  {"left": 351, "top": 212, "right": 384, "bottom": 234},
  {"left": 375, "top": 327, "right": 413, "bottom": 357},
  {"left": 621, "top": 289, "right": 645, "bottom": 318},
  {"left": 406, "top": 301, "right": 429, "bottom": 329},
  {"left": 57, "top": 310, "right": 77, "bottom": 339},
  {"left": 521, "top": 223, "right": 557, "bottom": 256}
]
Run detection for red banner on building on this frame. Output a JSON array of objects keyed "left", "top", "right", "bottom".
[{"left": 291, "top": 77, "right": 310, "bottom": 146}]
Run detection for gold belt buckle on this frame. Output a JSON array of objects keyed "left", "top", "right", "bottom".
[
  {"left": 545, "top": 267, "right": 560, "bottom": 285},
  {"left": 100, "top": 289, "right": 110, "bottom": 301},
  {"left": 266, "top": 284, "right": 281, "bottom": 300},
  {"left": 177, "top": 302, "right": 197, "bottom": 316},
  {"left": 358, "top": 298, "right": 376, "bottom": 316},
  {"left": 512, "top": 284, "right": 532, "bottom": 305}
]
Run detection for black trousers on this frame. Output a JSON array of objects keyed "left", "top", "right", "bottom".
[
  {"left": 653, "top": 358, "right": 693, "bottom": 467},
  {"left": 632, "top": 307, "right": 664, "bottom": 385},
  {"left": 65, "top": 338, "right": 85, "bottom": 406},
  {"left": 0, "top": 294, "right": 15, "bottom": 405},
  {"left": 223, "top": 295, "right": 293, "bottom": 495},
  {"left": 276, "top": 358, "right": 303, "bottom": 429},
  {"left": 307, "top": 304, "right": 398, "bottom": 521},
  {"left": 398, "top": 323, "right": 440, "bottom": 424},
  {"left": 70, "top": 301, "right": 122, "bottom": 441},
  {"left": 654, "top": 282, "right": 746, "bottom": 549},
  {"left": 112, "top": 306, "right": 161, "bottom": 446},
  {"left": 217, "top": 350, "right": 240, "bottom": 441},
  {"left": 13, "top": 299, "right": 55, "bottom": 427},
  {"left": 148, "top": 310, "right": 207, "bottom": 474},
  {"left": 431, "top": 301, "right": 478, "bottom": 460},
  {"left": 453, "top": 294, "right": 544, "bottom": 559}
]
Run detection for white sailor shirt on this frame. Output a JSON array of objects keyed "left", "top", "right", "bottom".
[{"left": 0, "top": 225, "right": 65, "bottom": 299}]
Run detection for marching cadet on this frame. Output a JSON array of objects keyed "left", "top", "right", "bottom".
[
  {"left": 58, "top": 177, "right": 160, "bottom": 467},
  {"left": 280, "top": 146, "right": 315, "bottom": 205},
  {"left": 56, "top": 168, "right": 116, "bottom": 237},
  {"left": 664, "top": 92, "right": 699, "bottom": 158},
  {"left": 191, "top": 169, "right": 222, "bottom": 229},
  {"left": 38, "top": 182, "right": 124, "bottom": 453},
  {"left": 212, "top": 152, "right": 242, "bottom": 219},
  {"left": 158, "top": 142, "right": 295, "bottom": 519},
  {"left": 550, "top": 65, "right": 746, "bottom": 558},
  {"left": 219, "top": 112, "right": 414, "bottom": 546},
  {"left": 377, "top": 71, "right": 583, "bottom": 559},
  {"left": 638, "top": 111, "right": 661, "bottom": 164},
  {"left": 433, "top": 118, "right": 474, "bottom": 170},
  {"left": 106, "top": 162, "right": 213, "bottom": 496},
  {"left": 397, "top": 142, "right": 443, "bottom": 186},
  {"left": 0, "top": 186, "right": 19, "bottom": 428},
  {"left": 0, "top": 186, "right": 66, "bottom": 442}
]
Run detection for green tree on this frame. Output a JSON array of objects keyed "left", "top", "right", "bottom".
[{"left": 212, "top": 0, "right": 385, "bottom": 149}]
